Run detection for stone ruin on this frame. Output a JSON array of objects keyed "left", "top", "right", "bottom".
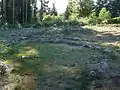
[{"left": 0, "top": 60, "right": 13, "bottom": 90}]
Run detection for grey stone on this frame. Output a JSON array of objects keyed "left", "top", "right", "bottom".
[
  {"left": 0, "top": 61, "right": 13, "bottom": 75},
  {"left": 11, "top": 33, "right": 18, "bottom": 36},
  {"left": 84, "top": 44, "right": 92, "bottom": 48},
  {"left": 98, "top": 61, "right": 109, "bottom": 73},
  {"left": 104, "top": 48, "right": 112, "bottom": 53},
  {"left": 94, "top": 46, "right": 101, "bottom": 50},
  {"left": 90, "top": 71, "right": 96, "bottom": 77},
  {"left": 20, "top": 36, "right": 27, "bottom": 40}
]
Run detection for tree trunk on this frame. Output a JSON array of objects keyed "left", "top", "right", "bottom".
[
  {"left": 40, "top": 0, "right": 43, "bottom": 21},
  {"left": 2, "top": 0, "right": 6, "bottom": 23},
  {"left": 13, "top": 0, "right": 15, "bottom": 25},
  {"left": 23, "top": 0, "right": 25, "bottom": 24},
  {"left": 26, "top": 0, "right": 28, "bottom": 23},
  {"left": 34, "top": 0, "right": 37, "bottom": 22}
]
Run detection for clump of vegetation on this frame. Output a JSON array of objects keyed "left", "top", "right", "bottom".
[
  {"left": 43, "top": 15, "right": 53, "bottom": 21},
  {"left": 40, "top": 15, "right": 62, "bottom": 26},
  {"left": 99, "top": 7, "right": 111, "bottom": 23},
  {"left": 0, "top": 41, "right": 11, "bottom": 59},
  {"left": 86, "top": 12, "right": 100, "bottom": 25},
  {"left": 81, "top": 8, "right": 112, "bottom": 25},
  {"left": 105, "top": 17, "right": 120, "bottom": 24}
]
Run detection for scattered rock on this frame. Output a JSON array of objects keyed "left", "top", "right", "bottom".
[
  {"left": 20, "top": 36, "right": 27, "bottom": 40},
  {"left": 33, "top": 36, "right": 39, "bottom": 38},
  {"left": 117, "top": 37, "right": 119, "bottom": 40},
  {"left": 83, "top": 44, "right": 92, "bottom": 48},
  {"left": 98, "top": 60, "right": 109, "bottom": 73},
  {"left": 94, "top": 46, "right": 101, "bottom": 50},
  {"left": 11, "top": 33, "right": 18, "bottom": 36},
  {"left": 104, "top": 48, "right": 112, "bottom": 53},
  {"left": 118, "top": 67, "right": 120, "bottom": 71},
  {"left": 74, "top": 37, "right": 80, "bottom": 40},
  {"left": 0, "top": 61, "right": 13, "bottom": 75},
  {"left": 89, "top": 71, "right": 96, "bottom": 77}
]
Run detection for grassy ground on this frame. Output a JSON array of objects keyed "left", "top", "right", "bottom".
[{"left": 0, "top": 25, "right": 120, "bottom": 90}]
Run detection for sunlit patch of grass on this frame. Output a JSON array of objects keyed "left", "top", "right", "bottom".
[
  {"left": 4, "top": 44, "right": 46, "bottom": 75},
  {"left": 100, "top": 42, "right": 112, "bottom": 46},
  {"left": 3, "top": 59, "right": 14, "bottom": 64},
  {"left": 101, "top": 42, "right": 120, "bottom": 47},
  {"left": 16, "top": 47, "right": 39, "bottom": 57}
]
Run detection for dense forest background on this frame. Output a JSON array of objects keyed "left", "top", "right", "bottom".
[{"left": 0, "top": 0, "right": 120, "bottom": 26}]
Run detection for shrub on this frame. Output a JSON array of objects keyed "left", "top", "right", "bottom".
[
  {"left": 80, "top": 12, "right": 100, "bottom": 25},
  {"left": 87, "top": 12, "right": 100, "bottom": 25},
  {"left": 0, "top": 42, "right": 10, "bottom": 54},
  {"left": 36, "top": 14, "right": 82, "bottom": 27},
  {"left": 79, "top": 17, "right": 89, "bottom": 25},
  {"left": 42, "top": 15, "right": 63, "bottom": 26},
  {"left": 105, "top": 17, "right": 120, "bottom": 24},
  {"left": 69, "top": 14, "right": 78, "bottom": 21},
  {"left": 53, "top": 15, "right": 62, "bottom": 25},
  {"left": 114, "top": 17, "right": 120, "bottom": 23},
  {"left": 43, "top": 15, "right": 53, "bottom": 22},
  {"left": 43, "top": 15, "right": 62, "bottom": 21},
  {"left": 68, "top": 14, "right": 82, "bottom": 25},
  {"left": 68, "top": 20, "right": 80, "bottom": 26},
  {"left": 0, "top": 41, "right": 11, "bottom": 59},
  {"left": 99, "top": 7, "right": 111, "bottom": 21}
]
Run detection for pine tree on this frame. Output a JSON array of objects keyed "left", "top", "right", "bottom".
[
  {"left": 77, "top": 0, "right": 94, "bottom": 17},
  {"left": 64, "top": 0, "right": 78, "bottom": 19},
  {"left": 13, "top": 0, "right": 15, "bottom": 25},
  {"left": 32, "top": 0, "right": 37, "bottom": 22},
  {"left": 64, "top": 5, "right": 71, "bottom": 20},
  {"left": 99, "top": 7, "right": 111, "bottom": 21},
  {"left": 51, "top": 2, "right": 58, "bottom": 16},
  {"left": 0, "top": 0, "right": 34, "bottom": 24},
  {"left": 68, "top": 0, "right": 78, "bottom": 15},
  {"left": 95, "top": 0, "right": 111, "bottom": 16},
  {"left": 108, "top": 0, "right": 120, "bottom": 17},
  {"left": 39, "top": 0, "right": 49, "bottom": 21},
  {"left": 0, "top": 0, "right": 4, "bottom": 24}
]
